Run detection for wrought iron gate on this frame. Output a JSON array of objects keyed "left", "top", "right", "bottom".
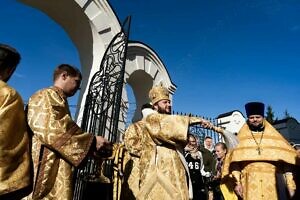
[
  {"left": 189, "top": 117, "right": 221, "bottom": 145},
  {"left": 173, "top": 112, "right": 223, "bottom": 145},
  {"left": 73, "top": 16, "right": 131, "bottom": 200}
]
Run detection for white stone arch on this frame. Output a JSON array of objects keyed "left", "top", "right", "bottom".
[
  {"left": 19, "top": 0, "right": 176, "bottom": 130},
  {"left": 125, "top": 42, "right": 176, "bottom": 122},
  {"left": 20, "top": 0, "right": 121, "bottom": 124}
]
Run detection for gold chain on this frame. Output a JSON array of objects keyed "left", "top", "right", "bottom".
[{"left": 251, "top": 131, "right": 264, "bottom": 155}]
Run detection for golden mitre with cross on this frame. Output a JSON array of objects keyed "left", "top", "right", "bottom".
[{"left": 149, "top": 84, "right": 170, "bottom": 105}]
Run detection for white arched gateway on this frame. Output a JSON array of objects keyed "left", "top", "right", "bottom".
[
  {"left": 19, "top": 0, "right": 176, "bottom": 132},
  {"left": 125, "top": 42, "right": 176, "bottom": 122}
]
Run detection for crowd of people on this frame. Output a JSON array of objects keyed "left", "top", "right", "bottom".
[{"left": 1, "top": 42, "right": 299, "bottom": 200}]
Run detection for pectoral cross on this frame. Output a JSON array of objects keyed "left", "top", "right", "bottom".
[{"left": 256, "top": 147, "right": 261, "bottom": 155}]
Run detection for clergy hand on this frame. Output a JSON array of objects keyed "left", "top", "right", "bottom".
[
  {"left": 201, "top": 119, "right": 213, "bottom": 129},
  {"left": 211, "top": 126, "right": 224, "bottom": 134},
  {"left": 234, "top": 183, "right": 243, "bottom": 199},
  {"left": 95, "top": 136, "right": 110, "bottom": 150},
  {"left": 95, "top": 136, "right": 112, "bottom": 157}
]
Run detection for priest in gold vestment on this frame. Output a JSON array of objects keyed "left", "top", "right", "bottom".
[
  {"left": 0, "top": 44, "right": 32, "bottom": 199},
  {"left": 136, "top": 85, "right": 213, "bottom": 200},
  {"left": 228, "top": 102, "right": 298, "bottom": 200},
  {"left": 26, "top": 64, "right": 111, "bottom": 200},
  {"left": 121, "top": 103, "right": 154, "bottom": 199}
]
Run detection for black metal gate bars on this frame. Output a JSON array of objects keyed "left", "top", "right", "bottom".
[{"left": 73, "top": 17, "right": 131, "bottom": 200}]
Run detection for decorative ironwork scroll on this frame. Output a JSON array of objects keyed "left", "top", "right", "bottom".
[{"left": 73, "top": 16, "right": 131, "bottom": 200}]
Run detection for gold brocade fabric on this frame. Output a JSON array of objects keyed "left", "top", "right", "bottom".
[
  {"left": 220, "top": 150, "right": 238, "bottom": 200},
  {"left": 230, "top": 120, "right": 297, "bottom": 164},
  {"left": 124, "top": 121, "right": 145, "bottom": 157},
  {"left": 0, "top": 81, "right": 31, "bottom": 196},
  {"left": 26, "top": 87, "right": 94, "bottom": 200},
  {"left": 137, "top": 113, "right": 191, "bottom": 200},
  {"left": 121, "top": 120, "right": 146, "bottom": 199},
  {"left": 227, "top": 120, "right": 298, "bottom": 200},
  {"left": 239, "top": 162, "right": 278, "bottom": 200},
  {"left": 112, "top": 143, "right": 131, "bottom": 200}
]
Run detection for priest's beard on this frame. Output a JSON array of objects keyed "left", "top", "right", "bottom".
[
  {"left": 247, "top": 121, "right": 264, "bottom": 132},
  {"left": 157, "top": 106, "right": 171, "bottom": 114}
]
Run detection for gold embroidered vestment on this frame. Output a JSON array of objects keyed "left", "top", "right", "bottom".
[
  {"left": 121, "top": 120, "right": 145, "bottom": 199},
  {"left": 137, "top": 113, "right": 200, "bottom": 200},
  {"left": 26, "top": 87, "right": 94, "bottom": 200},
  {"left": 228, "top": 120, "right": 297, "bottom": 200},
  {"left": 0, "top": 81, "right": 31, "bottom": 197}
]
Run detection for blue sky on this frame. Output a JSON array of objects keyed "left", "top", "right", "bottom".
[{"left": 1, "top": 0, "right": 300, "bottom": 121}]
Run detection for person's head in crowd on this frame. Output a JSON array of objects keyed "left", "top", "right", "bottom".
[
  {"left": 186, "top": 133, "right": 198, "bottom": 149},
  {"left": 245, "top": 101, "right": 265, "bottom": 131},
  {"left": 149, "top": 85, "right": 171, "bottom": 114},
  {"left": 0, "top": 43, "right": 21, "bottom": 82},
  {"left": 214, "top": 142, "right": 227, "bottom": 160},
  {"left": 204, "top": 136, "right": 213, "bottom": 151},
  {"left": 53, "top": 64, "right": 82, "bottom": 97}
]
